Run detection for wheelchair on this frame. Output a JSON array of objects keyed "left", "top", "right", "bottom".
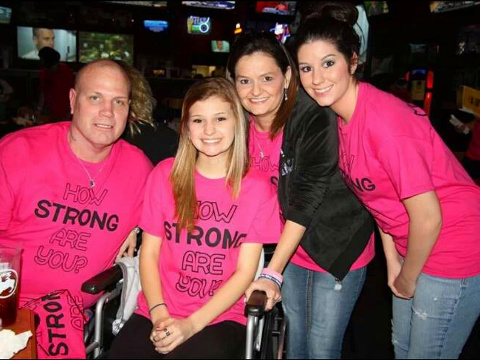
[{"left": 81, "top": 253, "right": 286, "bottom": 359}]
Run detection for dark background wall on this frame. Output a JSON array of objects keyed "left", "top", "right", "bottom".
[{"left": 1, "top": 0, "right": 480, "bottom": 145}]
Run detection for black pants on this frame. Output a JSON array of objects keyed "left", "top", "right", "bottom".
[{"left": 108, "top": 314, "right": 246, "bottom": 359}]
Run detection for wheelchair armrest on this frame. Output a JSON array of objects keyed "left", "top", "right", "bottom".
[
  {"left": 245, "top": 290, "right": 267, "bottom": 317},
  {"left": 81, "top": 265, "right": 123, "bottom": 295}
]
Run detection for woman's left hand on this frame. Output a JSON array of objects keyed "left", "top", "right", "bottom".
[
  {"left": 392, "top": 272, "right": 416, "bottom": 299},
  {"left": 152, "top": 317, "right": 196, "bottom": 354},
  {"left": 116, "top": 228, "right": 137, "bottom": 260}
]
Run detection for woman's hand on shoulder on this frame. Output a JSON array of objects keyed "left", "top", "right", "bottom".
[
  {"left": 246, "top": 277, "right": 281, "bottom": 311},
  {"left": 151, "top": 317, "right": 197, "bottom": 354}
]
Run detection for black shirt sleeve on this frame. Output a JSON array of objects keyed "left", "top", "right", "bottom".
[{"left": 284, "top": 94, "right": 338, "bottom": 228}]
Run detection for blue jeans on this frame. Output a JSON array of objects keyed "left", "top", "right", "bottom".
[
  {"left": 392, "top": 272, "right": 480, "bottom": 359},
  {"left": 281, "top": 263, "right": 367, "bottom": 359}
]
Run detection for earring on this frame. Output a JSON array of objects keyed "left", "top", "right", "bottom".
[{"left": 284, "top": 89, "right": 288, "bottom": 101}]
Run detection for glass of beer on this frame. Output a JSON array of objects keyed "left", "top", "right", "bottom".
[{"left": 0, "top": 246, "right": 21, "bottom": 326}]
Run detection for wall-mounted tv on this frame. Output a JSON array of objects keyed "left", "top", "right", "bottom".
[
  {"left": 182, "top": 1, "right": 235, "bottom": 10},
  {"left": 430, "top": 1, "right": 480, "bottom": 13},
  {"left": 211, "top": 40, "right": 230, "bottom": 53},
  {"left": 187, "top": 16, "right": 211, "bottom": 34},
  {"left": 102, "top": 1, "right": 168, "bottom": 7},
  {"left": 79, "top": 32, "right": 134, "bottom": 64},
  {"left": 270, "top": 23, "right": 290, "bottom": 44},
  {"left": 0, "top": 6, "right": 12, "bottom": 24},
  {"left": 144, "top": 20, "right": 169, "bottom": 33},
  {"left": 152, "top": 1, "right": 168, "bottom": 7},
  {"left": 364, "top": 1, "right": 389, "bottom": 16},
  {"left": 256, "top": 1, "right": 296, "bottom": 16},
  {"left": 17, "top": 26, "right": 77, "bottom": 62}
]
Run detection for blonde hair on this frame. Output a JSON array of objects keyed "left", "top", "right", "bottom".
[
  {"left": 115, "top": 60, "right": 156, "bottom": 135},
  {"left": 171, "top": 77, "right": 249, "bottom": 232}
]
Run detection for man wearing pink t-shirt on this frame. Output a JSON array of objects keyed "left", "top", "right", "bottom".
[{"left": 0, "top": 60, "right": 152, "bottom": 357}]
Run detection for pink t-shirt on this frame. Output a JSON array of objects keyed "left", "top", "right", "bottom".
[
  {"left": 0, "top": 122, "right": 153, "bottom": 307},
  {"left": 249, "top": 118, "right": 282, "bottom": 188},
  {"left": 136, "top": 158, "right": 281, "bottom": 326},
  {"left": 248, "top": 118, "right": 375, "bottom": 272},
  {"left": 338, "top": 82, "right": 480, "bottom": 278}
]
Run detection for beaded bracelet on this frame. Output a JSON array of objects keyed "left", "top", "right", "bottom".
[
  {"left": 258, "top": 273, "right": 282, "bottom": 288},
  {"left": 148, "top": 303, "right": 167, "bottom": 314}
]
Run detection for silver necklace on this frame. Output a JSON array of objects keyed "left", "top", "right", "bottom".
[
  {"left": 69, "top": 129, "right": 108, "bottom": 188},
  {"left": 252, "top": 132, "right": 266, "bottom": 159},
  {"left": 256, "top": 138, "right": 265, "bottom": 159},
  {"left": 74, "top": 156, "right": 107, "bottom": 188}
]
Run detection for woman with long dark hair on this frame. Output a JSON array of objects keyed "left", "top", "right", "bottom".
[{"left": 295, "top": 3, "right": 480, "bottom": 358}]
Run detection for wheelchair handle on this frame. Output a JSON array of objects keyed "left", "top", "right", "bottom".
[
  {"left": 245, "top": 290, "right": 267, "bottom": 317},
  {"left": 81, "top": 265, "right": 123, "bottom": 295}
]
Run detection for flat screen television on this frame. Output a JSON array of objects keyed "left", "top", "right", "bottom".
[
  {"left": 17, "top": 26, "right": 77, "bottom": 62},
  {"left": 0, "top": 6, "right": 12, "bottom": 24},
  {"left": 144, "top": 20, "right": 169, "bottom": 33},
  {"left": 269, "top": 23, "right": 291, "bottom": 44},
  {"left": 102, "top": 1, "right": 168, "bottom": 7},
  {"left": 152, "top": 1, "right": 168, "bottom": 7},
  {"left": 187, "top": 16, "right": 211, "bottom": 34},
  {"left": 182, "top": 1, "right": 235, "bottom": 10},
  {"left": 211, "top": 40, "right": 230, "bottom": 52},
  {"left": 79, "top": 32, "right": 134, "bottom": 64},
  {"left": 256, "top": 1, "right": 296, "bottom": 16},
  {"left": 430, "top": 1, "right": 480, "bottom": 13},
  {"left": 363, "top": 1, "right": 389, "bottom": 16}
]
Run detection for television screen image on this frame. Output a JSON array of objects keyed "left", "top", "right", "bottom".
[
  {"left": 363, "top": 1, "right": 389, "bottom": 16},
  {"left": 152, "top": 1, "right": 168, "bottom": 7},
  {"left": 102, "top": 1, "right": 168, "bottom": 7},
  {"left": 182, "top": 1, "right": 235, "bottom": 10},
  {"left": 187, "top": 16, "right": 211, "bottom": 34},
  {"left": 211, "top": 40, "right": 230, "bottom": 52},
  {"left": 430, "top": 1, "right": 480, "bottom": 13},
  {"left": 256, "top": 1, "right": 296, "bottom": 16},
  {"left": 144, "top": 20, "right": 169, "bottom": 33},
  {"left": 269, "top": 23, "right": 291, "bottom": 44},
  {"left": 17, "top": 26, "right": 77, "bottom": 62},
  {"left": 79, "top": 32, "right": 134, "bottom": 64},
  {"left": 0, "top": 6, "right": 12, "bottom": 24}
]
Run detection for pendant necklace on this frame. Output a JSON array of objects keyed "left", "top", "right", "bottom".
[
  {"left": 256, "top": 137, "right": 265, "bottom": 159},
  {"left": 253, "top": 131, "right": 266, "bottom": 159},
  {"left": 74, "top": 156, "right": 107, "bottom": 188},
  {"left": 69, "top": 128, "right": 108, "bottom": 188}
]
